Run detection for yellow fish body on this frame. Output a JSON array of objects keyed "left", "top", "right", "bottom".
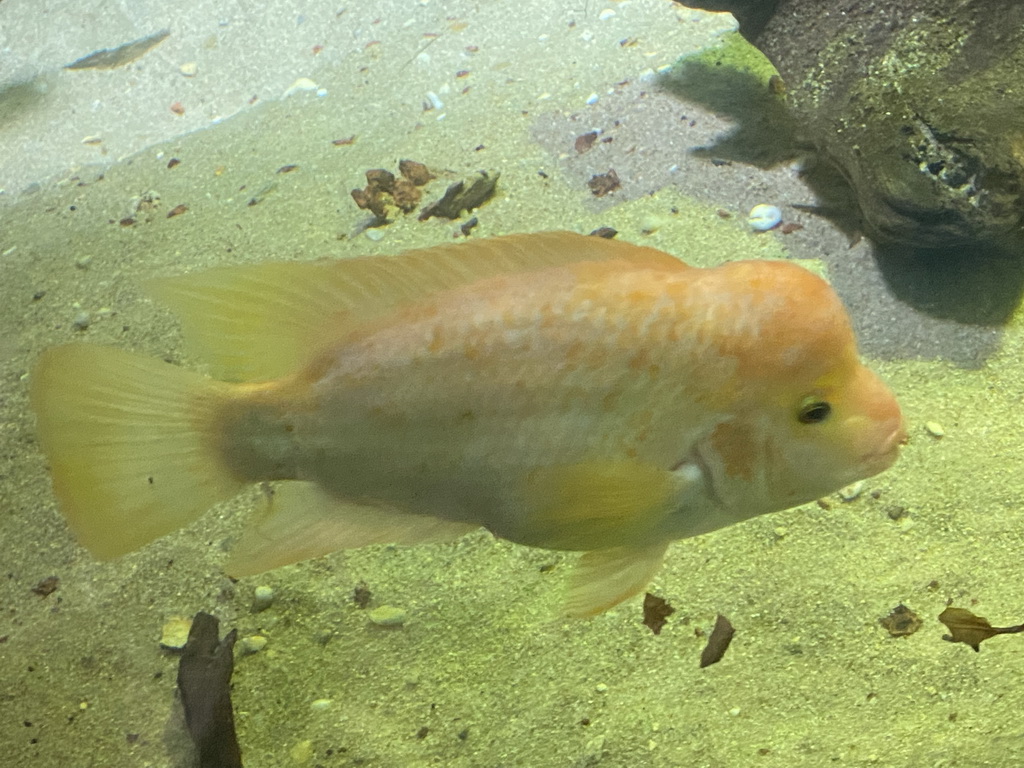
[{"left": 29, "top": 232, "right": 905, "bottom": 616}]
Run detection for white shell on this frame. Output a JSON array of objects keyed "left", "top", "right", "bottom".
[{"left": 748, "top": 204, "right": 782, "bottom": 231}]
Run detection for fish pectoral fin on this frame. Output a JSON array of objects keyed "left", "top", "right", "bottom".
[
  {"left": 523, "top": 461, "right": 678, "bottom": 550},
  {"left": 564, "top": 541, "right": 670, "bottom": 618},
  {"left": 225, "top": 481, "right": 478, "bottom": 578}
]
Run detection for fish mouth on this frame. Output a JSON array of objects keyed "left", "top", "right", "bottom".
[{"left": 860, "top": 424, "right": 909, "bottom": 473}]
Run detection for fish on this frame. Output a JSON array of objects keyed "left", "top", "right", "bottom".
[{"left": 28, "top": 231, "right": 906, "bottom": 617}]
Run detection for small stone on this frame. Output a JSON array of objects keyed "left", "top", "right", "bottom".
[
  {"left": 240, "top": 634, "right": 268, "bottom": 654},
  {"left": 364, "top": 228, "right": 386, "bottom": 241},
  {"left": 639, "top": 214, "right": 667, "bottom": 235},
  {"left": 310, "top": 698, "right": 333, "bottom": 711},
  {"left": 290, "top": 739, "right": 313, "bottom": 763},
  {"left": 748, "top": 204, "right": 782, "bottom": 231},
  {"left": 925, "top": 421, "right": 945, "bottom": 438},
  {"left": 598, "top": 9, "right": 616, "bottom": 20},
  {"left": 368, "top": 605, "right": 407, "bottom": 626},
  {"left": 72, "top": 311, "right": 91, "bottom": 331},
  {"left": 159, "top": 616, "right": 192, "bottom": 649},
  {"left": 179, "top": 61, "right": 198, "bottom": 77},
  {"left": 595, "top": 683, "right": 609, "bottom": 694},
  {"left": 838, "top": 480, "right": 864, "bottom": 501},
  {"left": 252, "top": 585, "right": 275, "bottom": 612}
]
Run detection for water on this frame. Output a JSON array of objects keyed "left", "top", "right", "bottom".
[{"left": 2, "top": 1, "right": 1023, "bottom": 766}]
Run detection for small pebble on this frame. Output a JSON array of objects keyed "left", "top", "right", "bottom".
[
  {"left": 639, "top": 214, "right": 669, "bottom": 235},
  {"left": 598, "top": 9, "right": 616, "bottom": 20},
  {"left": 240, "top": 634, "right": 268, "bottom": 654},
  {"left": 290, "top": 740, "right": 313, "bottom": 763},
  {"left": 838, "top": 481, "right": 864, "bottom": 501},
  {"left": 310, "top": 698, "right": 333, "bottom": 711},
  {"left": 252, "top": 585, "right": 275, "bottom": 612},
  {"left": 748, "top": 204, "right": 782, "bottom": 231},
  {"left": 364, "top": 228, "right": 386, "bottom": 241},
  {"left": 595, "top": 683, "right": 609, "bottom": 694},
  {"left": 368, "top": 605, "right": 407, "bottom": 626},
  {"left": 585, "top": 92, "right": 599, "bottom": 105},
  {"left": 925, "top": 421, "right": 945, "bottom": 438},
  {"left": 159, "top": 616, "right": 192, "bottom": 649},
  {"left": 72, "top": 311, "right": 91, "bottom": 331},
  {"left": 179, "top": 61, "right": 198, "bottom": 77},
  {"left": 424, "top": 91, "right": 444, "bottom": 110}
]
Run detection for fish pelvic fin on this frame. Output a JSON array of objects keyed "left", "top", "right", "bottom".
[
  {"left": 522, "top": 460, "right": 679, "bottom": 551},
  {"left": 226, "top": 481, "right": 479, "bottom": 577},
  {"left": 29, "top": 344, "right": 244, "bottom": 559},
  {"left": 565, "top": 541, "right": 670, "bottom": 618}
]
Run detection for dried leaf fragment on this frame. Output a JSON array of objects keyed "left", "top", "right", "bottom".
[
  {"left": 398, "top": 159, "right": 435, "bottom": 186},
  {"left": 699, "top": 613, "right": 735, "bottom": 668},
  {"left": 879, "top": 604, "right": 922, "bottom": 638},
  {"left": 587, "top": 169, "right": 620, "bottom": 197},
  {"left": 418, "top": 172, "right": 498, "bottom": 221},
  {"left": 642, "top": 593, "right": 675, "bottom": 635},
  {"left": 31, "top": 576, "right": 60, "bottom": 597},
  {"left": 939, "top": 606, "right": 1024, "bottom": 652},
  {"left": 575, "top": 131, "right": 599, "bottom": 154}
]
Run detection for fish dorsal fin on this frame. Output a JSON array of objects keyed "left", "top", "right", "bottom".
[
  {"left": 565, "top": 542, "right": 670, "bottom": 618},
  {"left": 523, "top": 460, "right": 680, "bottom": 551},
  {"left": 225, "top": 481, "right": 478, "bottom": 578},
  {"left": 147, "top": 231, "right": 681, "bottom": 382}
]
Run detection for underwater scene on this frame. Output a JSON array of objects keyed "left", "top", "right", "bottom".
[{"left": 2, "top": 0, "right": 1024, "bottom": 766}]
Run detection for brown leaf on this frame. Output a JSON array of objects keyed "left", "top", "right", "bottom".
[
  {"left": 574, "top": 131, "right": 599, "bottom": 154},
  {"left": 587, "top": 170, "right": 620, "bottom": 197},
  {"left": 939, "top": 606, "right": 1024, "bottom": 652},
  {"left": 699, "top": 614, "right": 735, "bottom": 668},
  {"left": 31, "top": 576, "right": 60, "bottom": 597},
  {"left": 641, "top": 593, "right": 674, "bottom": 635}
]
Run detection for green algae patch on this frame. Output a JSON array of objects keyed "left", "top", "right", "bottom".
[{"left": 686, "top": 31, "right": 779, "bottom": 83}]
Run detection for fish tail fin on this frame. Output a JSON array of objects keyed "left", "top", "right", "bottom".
[{"left": 29, "top": 344, "right": 245, "bottom": 560}]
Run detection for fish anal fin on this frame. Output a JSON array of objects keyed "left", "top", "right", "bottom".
[
  {"left": 565, "top": 541, "right": 670, "bottom": 618},
  {"left": 225, "top": 482, "right": 477, "bottom": 577}
]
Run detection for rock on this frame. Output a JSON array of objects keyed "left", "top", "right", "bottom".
[
  {"left": 680, "top": 0, "right": 1024, "bottom": 250},
  {"left": 368, "top": 605, "right": 407, "bottom": 627},
  {"left": 252, "top": 585, "right": 274, "bottom": 612},
  {"left": 159, "top": 616, "right": 192, "bottom": 649},
  {"left": 239, "top": 634, "right": 268, "bottom": 655}
]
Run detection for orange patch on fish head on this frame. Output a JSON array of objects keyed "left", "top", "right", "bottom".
[{"left": 695, "top": 261, "right": 904, "bottom": 509}]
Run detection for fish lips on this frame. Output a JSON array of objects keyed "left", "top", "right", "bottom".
[{"left": 860, "top": 424, "right": 908, "bottom": 476}]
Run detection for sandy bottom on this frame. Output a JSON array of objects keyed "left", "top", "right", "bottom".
[{"left": 2, "top": 1, "right": 1023, "bottom": 766}]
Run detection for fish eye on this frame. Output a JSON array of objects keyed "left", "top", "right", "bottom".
[{"left": 797, "top": 398, "right": 832, "bottom": 424}]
